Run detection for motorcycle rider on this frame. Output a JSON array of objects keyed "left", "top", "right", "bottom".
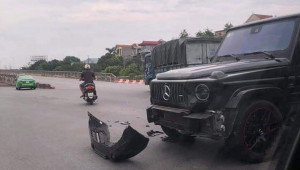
[{"left": 80, "top": 64, "right": 96, "bottom": 98}]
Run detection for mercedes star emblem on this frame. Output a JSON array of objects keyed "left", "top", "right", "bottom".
[{"left": 163, "top": 84, "right": 171, "bottom": 101}]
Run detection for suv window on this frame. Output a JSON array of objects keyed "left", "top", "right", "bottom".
[{"left": 217, "top": 19, "right": 296, "bottom": 57}]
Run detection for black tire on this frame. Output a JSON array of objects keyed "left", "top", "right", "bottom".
[
  {"left": 161, "top": 126, "right": 194, "bottom": 142},
  {"left": 89, "top": 100, "right": 94, "bottom": 105},
  {"left": 16, "top": 87, "right": 19, "bottom": 90},
  {"left": 227, "top": 100, "right": 283, "bottom": 163}
]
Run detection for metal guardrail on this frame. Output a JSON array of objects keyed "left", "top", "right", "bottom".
[{"left": 0, "top": 70, "right": 117, "bottom": 82}]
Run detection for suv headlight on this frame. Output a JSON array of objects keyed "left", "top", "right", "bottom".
[{"left": 195, "top": 84, "right": 210, "bottom": 101}]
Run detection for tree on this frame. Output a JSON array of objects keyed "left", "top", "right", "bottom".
[
  {"left": 47, "top": 59, "right": 61, "bottom": 71},
  {"left": 63, "top": 56, "right": 81, "bottom": 65},
  {"left": 196, "top": 28, "right": 215, "bottom": 38},
  {"left": 105, "top": 47, "right": 116, "bottom": 55},
  {"left": 97, "top": 53, "right": 123, "bottom": 71},
  {"left": 90, "top": 63, "right": 101, "bottom": 72},
  {"left": 28, "top": 60, "right": 47, "bottom": 70},
  {"left": 120, "top": 63, "right": 140, "bottom": 77},
  {"left": 179, "top": 29, "right": 189, "bottom": 38},
  {"left": 224, "top": 23, "right": 234, "bottom": 31},
  {"left": 70, "top": 62, "right": 85, "bottom": 71},
  {"left": 195, "top": 30, "right": 204, "bottom": 37},
  {"left": 203, "top": 28, "right": 215, "bottom": 37},
  {"left": 103, "top": 66, "right": 123, "bottom": 76}
]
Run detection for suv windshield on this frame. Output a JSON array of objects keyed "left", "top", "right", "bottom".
[{"left": 217, "top": 19, "right": 296, "bottom": 58}]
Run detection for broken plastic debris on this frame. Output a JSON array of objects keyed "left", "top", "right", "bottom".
[
  {"left": 88, "top": 112, "right": 149, "bottom": 161},
  {"left": 146, "top": 130, "right": 164, "bottom": 137},
  {"left": 120, "top": 121, "right": 130, "bottom": 126}
]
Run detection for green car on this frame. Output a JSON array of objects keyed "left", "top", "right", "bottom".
[{"left": 16, "top": 75, "right": 37, "bottom": 90}]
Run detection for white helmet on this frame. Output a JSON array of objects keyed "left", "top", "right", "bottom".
[{"left": 84, "top": 64, "right": 90, "bottom": 69}]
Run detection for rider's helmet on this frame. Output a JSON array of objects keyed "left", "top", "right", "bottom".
[{"left": 84, "top": 64, "right": 91, "bottom": 70}]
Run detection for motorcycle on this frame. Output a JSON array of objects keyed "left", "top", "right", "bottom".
[{"left": 83, "top": 83, "right": 97, "bottom": 105}]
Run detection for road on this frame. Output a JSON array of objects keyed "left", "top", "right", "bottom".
[{"left": 0, "top": 76, "right": 274, "bottom": 170}]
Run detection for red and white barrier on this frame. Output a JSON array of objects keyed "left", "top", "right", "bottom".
[{"left": 115, "top": 79, "right": 145, "bottom": 84}]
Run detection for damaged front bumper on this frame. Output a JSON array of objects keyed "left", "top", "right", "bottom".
[
  {"left": 147, "top": 105, "right": 226, "bottom": 137},
  {"left": 88, "top": 112, "right": 149, "bottom": 161}
]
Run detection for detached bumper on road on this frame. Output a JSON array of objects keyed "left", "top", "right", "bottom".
[
  {"left": 88, "top": 112, "right": 149, "bottom": 161},
  {"left": 147, "top": 105, "right": 226, "bottom": 137}
]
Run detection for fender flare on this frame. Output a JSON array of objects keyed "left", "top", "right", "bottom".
[{"left": 224, "top": 86, "right": 284, "bottom": 137}]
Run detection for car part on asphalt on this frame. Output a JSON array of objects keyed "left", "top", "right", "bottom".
[
  {"left": 120, "top": 121, "right": 130, "bottom": 126},
  {"left": 146, "top": 130, "right": 164, "bottom": 137},
  {"left": 36, "top": 83, "right": 55, "bottom": 89},
  {"left": 88, "top": 112, "right": 149, "bottom": 161}
]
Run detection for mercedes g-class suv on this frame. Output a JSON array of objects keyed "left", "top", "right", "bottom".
[{"left": 147, "top": 13, "right": 300, "bottom": 162}]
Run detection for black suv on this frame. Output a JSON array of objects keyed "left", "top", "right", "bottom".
[{"left": 147, "top": 13, "right": 300, "bottom": 162}]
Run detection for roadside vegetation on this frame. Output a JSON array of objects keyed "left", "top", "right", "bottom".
[{"left": 22, "top": 50, "right": 144, "bottom": 78}]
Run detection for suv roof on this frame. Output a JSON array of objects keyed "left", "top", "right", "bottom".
[{"left": 230, "top": 13, "right": 300, "bottom": 31}]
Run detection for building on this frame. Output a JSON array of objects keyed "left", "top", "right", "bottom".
[
  {"left": 138, "top": 40, "right": 164, "bottom": 53},
  {"left": 214, "top": 13, "right": 273, "bottom": 37},
  {"left": 114, "top": 40, "right": 164, "bottom": 61},
  {"left": 115, "top": 44, "right": 140, "bottom": 60},
  {"left": 215, "top": 30, "right": 226, "bottom": 37},
  {"left": 245, "top": 14, "right": 273, "bottom": 23},
  {"left": 138, "top": 40, "right": 164, "bottom": 62}
]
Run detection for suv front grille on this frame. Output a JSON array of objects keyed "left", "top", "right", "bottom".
[{"left": 151, "top": 82, "right": 187, "bottom": 107}]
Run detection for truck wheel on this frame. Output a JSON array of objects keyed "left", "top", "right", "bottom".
[
  {"left": 161, "top": 126, "right": 194, "bottom": 142},
  {"left": 228, "top": 100, "right": 282, "bottom": 163}
]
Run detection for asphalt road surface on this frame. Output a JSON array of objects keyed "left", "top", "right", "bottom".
[{"left": 0, "top": 76, "right": 275, "bottom": 170}]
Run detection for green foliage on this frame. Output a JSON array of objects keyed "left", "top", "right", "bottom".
[
  {"left": 120, "top": 63, "right": 140, "bottom": 77},
  {"left": 103, "top": 66, "right": 122, "bottom": 76},
  {"left": 26, "top": 56, "right": 85, "bottom": 72},
  {"left": 26, "top": 48, "right": 143, "bottom": 78},
  {"left": 90, "top": 63, "right": 101, "bottom": 72},
  {"left": 28, "top": 60, "right": 47, "bottom": 70},
  {"left": 179, "top": 29, "right": 189, "bottom": 38},
  {"left": 97, "top": 52, "right": 123, "bottom": 71},
  {"left": 63, "top": 56, "right": 81, "bottom": 65},
  {"left": 105, "top": 47, "right": 116, "bottom": 54},
  {"left": 195, "top": 28, "right": 215, "bottom": 38},
  {"left": 224, "top": 22, "right": 234, "bottom": 31},
  {"left": 69, "top": 62, "right": 85, "bottom": 71}
]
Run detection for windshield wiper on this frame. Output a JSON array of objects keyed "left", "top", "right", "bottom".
[
  {"left": 244, "top": 51, "right": 281, "bottom": 62},
  {"left": 217, "top": 54, "right": 240, "bottom": 62}
]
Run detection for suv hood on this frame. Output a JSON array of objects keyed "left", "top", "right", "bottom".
[{"left": 156, "top": 59, "right": 289, "bottom": 80}]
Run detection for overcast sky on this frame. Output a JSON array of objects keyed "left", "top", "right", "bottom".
[{"left": 0, "top": 0, "right": 299, "bottom": 68}]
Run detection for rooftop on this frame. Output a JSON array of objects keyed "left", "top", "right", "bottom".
[
  {"left": 138, "top": 40, "right": 164, "bottom": 46},
  {"left": 245, "top": 13, "right": 273, "bottom": 23}
]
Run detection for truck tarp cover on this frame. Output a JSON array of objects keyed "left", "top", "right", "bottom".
[
  {"left": 152, "top": 37, "right": 221, "bottom": 68},
  {"left": 88, "top": 112, "right": 149, "bottom": 161}
]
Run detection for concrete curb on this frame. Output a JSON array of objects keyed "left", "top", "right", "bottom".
[{"left": 115, "top": 79, "right": 145, "bottom": 84}]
